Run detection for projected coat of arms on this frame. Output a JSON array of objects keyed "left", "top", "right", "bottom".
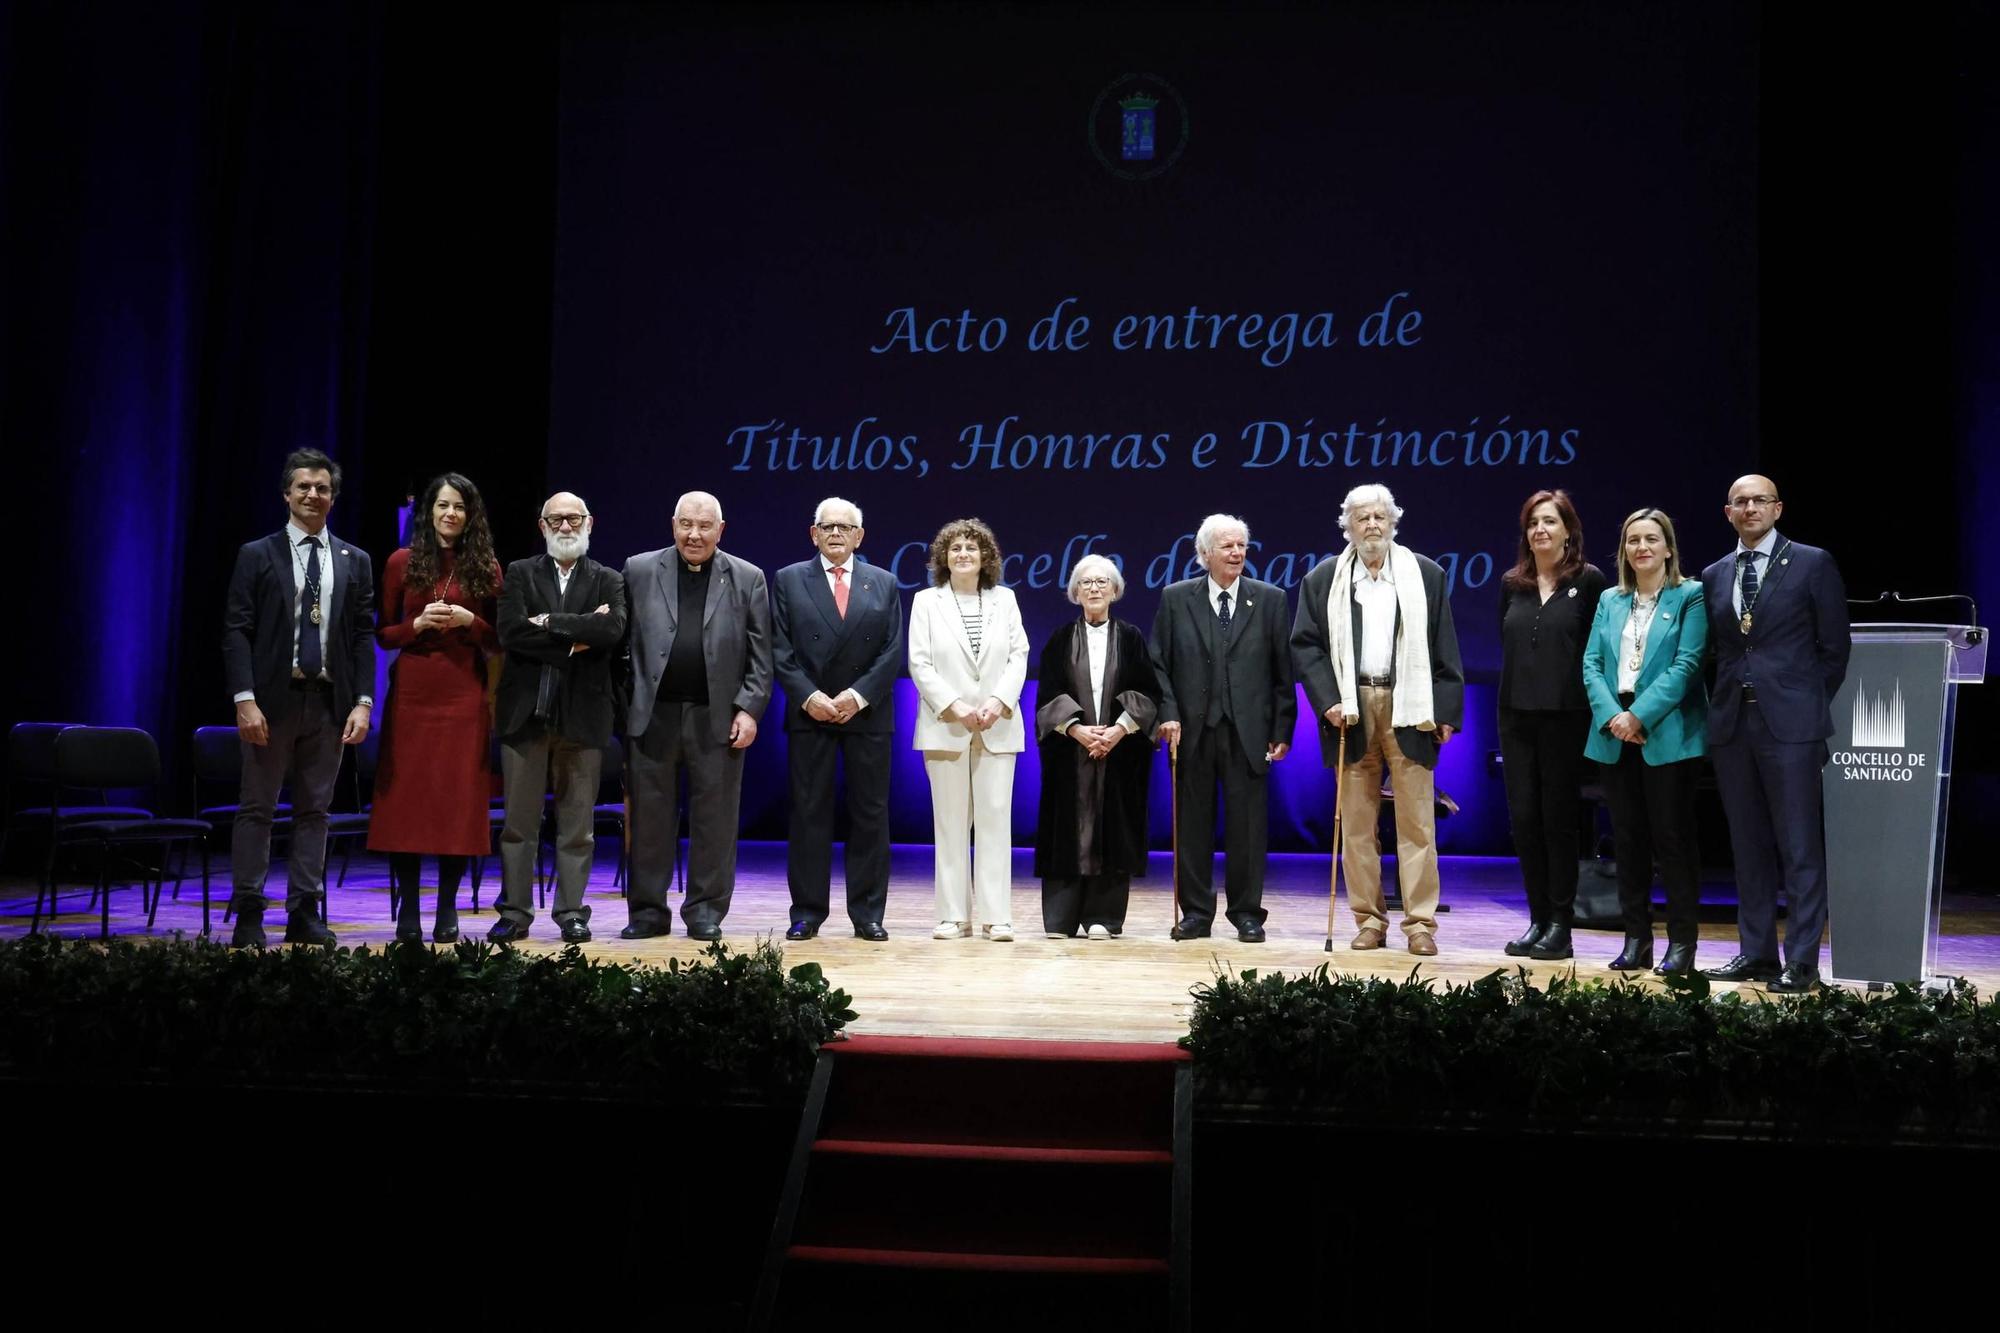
[{"left": 1088, "top": 74, "right": 1188, "bottom": 181}]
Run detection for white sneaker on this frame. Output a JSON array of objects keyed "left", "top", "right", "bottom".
[
  {"left": 1045, "top": 930, "right": 1070, "bottom": 939},
  {"left": 1086, "top": 923, "right": 1112, "bottom": 940},
  {"left": 932, "top": 921, "right": 971, "bottom": 939},
  {"left": 983, "top": 923, "right": 1014, "bottom": 942}
]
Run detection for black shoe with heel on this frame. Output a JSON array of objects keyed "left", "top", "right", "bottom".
[{"left": 1609, "top": 935, "right": 1654, "bottom": 971}]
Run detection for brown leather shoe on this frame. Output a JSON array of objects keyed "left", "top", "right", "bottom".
[
  {"left": 1350, "top": 927, "right": 1387, "bottom": 950},
  {"left": 1408, "top": 932, "right": 1439, "bottom": 956}
]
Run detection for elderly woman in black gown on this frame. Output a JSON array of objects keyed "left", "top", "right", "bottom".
[{"left": 1034, "top": 554, "right": 1161, "bottom": 939}]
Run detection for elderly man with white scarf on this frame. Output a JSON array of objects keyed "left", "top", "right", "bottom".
[{"left": 1291, "top": 483, "right": 1464, "bottom": 955}]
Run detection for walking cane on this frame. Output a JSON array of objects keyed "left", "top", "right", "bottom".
[
  {"left": 1168, "top": 734, "right": 1181, "bottom": 933},
  {"left": 1323, "top": 725, "right": 1348, "bottom": 953}
]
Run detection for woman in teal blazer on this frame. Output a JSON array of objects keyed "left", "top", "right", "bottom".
[{"left": 1581, "top": 508, "right": 1709, "bottom": 975}]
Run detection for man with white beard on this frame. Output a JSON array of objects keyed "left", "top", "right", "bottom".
[
  {"left": 488, "top": 492, "right": 628, "bottom": 943},
  {"left": 1292, "top": 483, "right": 1464, "bottom": 955}
]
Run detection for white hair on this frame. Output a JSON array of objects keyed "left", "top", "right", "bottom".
[
  {"left": 540, "top": 491, "right": 589, "bottom": 521},
  {"left": 1194, "top": 513, "right": 1249, "bottom": 558},
  {"left": 813, "top": 496, "right": 863, "bottom": 527},
  {"left": 1065, "top": 553, "right": 1125, "bottom": 604},
  {"left": 1337, "top": 483, "right": 1403, "bottom": 536},
  {"left": 675, "top": 490, "right": 723, "bottom": 522}
]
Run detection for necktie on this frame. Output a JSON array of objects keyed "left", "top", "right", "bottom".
[
  {"left": 300, "top": 536, "right": 324, "bottom": 678},
  {"left": 832, "top": 565, "right": 849, "bottom": 619},
  {"left": 1216, "top": 589, "right": 1232, "bottom": 633},
  {"left": 1738, "top": 550, "right": 1760, "bottom": 617}
]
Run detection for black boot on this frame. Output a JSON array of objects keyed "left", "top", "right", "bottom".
[
  {"left": 390, "top": 853, "right": 422, "bottom": 944},
  {"left": 230, "top": 897, "right": 267, "bottom": 949},
  {"left": 1609, "top": 935, "right": 1654, "bottom": 971},
  {"left": 1654, "top": 942, "right": 1697, "bottom": 976},
  {"left": 433, "top": 856, "right": 464, "bottom": 944},
  {"left": 283, "top": 903, "right": 338, "bottom": 947},
  {"left": 1528, "top": 923, "right": 1573, "bottom": 960},
  {"left": 1503, "top": 922, "right": 1545, "bottom": 957}
]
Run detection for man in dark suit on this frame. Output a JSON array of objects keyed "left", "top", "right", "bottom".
[
  {"left": 1700, "top": 473, "right": 1851, "bottom": 992},
  {"left": 770, "top": 497, "right": 904, "bottom": 941},
  {"left": 221, "top": 447, "right": 376, "bottom": 947},
  {"left": 620, "top": 490, "right": 773, "bottom": 941},
  {"left": 487, "top": 491, "right": 628, "bottom": 945},
  {"left": 1149, "top": 513, "right": 1297, "bottom": 943},
  {"left": 1291, "top": 484, "right": 1464, "bottom": 956}
]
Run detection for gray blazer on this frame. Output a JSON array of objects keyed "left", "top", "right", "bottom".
[{"left": 623, "top": 546, "right": 773, "bottom": 744}]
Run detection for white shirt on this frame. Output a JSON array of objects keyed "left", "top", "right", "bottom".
[
  {"left": 814, "top": 555, "right": 867, "bottom": 711},
  {"left": 1616, "top": 592, "right": 1660, "bottom": 696},
  {"left": 822, "top": 554, "right": 852, "bottom": 600},
  {"left": 1205, "top": 575, "right": 1241, "bottom": 619},
  {"left": 555, "top": 559, "right": 576, "bottom": 601},
  {"left": 1730, "top": 528, "right": 1780, "bottom": 617},
  {"left": 1354, "top": 559, "right": 1399, "bottom": 678},
  {"left": 289, "top": 521, "right": 332, "bottom": 680},
  {"left": 1066, "top": 618, "right": 1140, "bottom": 735}
]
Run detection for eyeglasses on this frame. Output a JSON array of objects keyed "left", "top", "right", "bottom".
[
  {"left": 1727, "top": 495, "right": 1779, "bottom": 511},
  {"left": 291, "top": 483, "right": 334, "bottom": 498},
  {"left": 816, "top": 522, "right": 858, "bottom": 535},
  {"left": 1077, "top": 577, "right": 1113, "bottom": 590},
  {"left": 542, "top": 512, "right": 589, "bottom": 530}
]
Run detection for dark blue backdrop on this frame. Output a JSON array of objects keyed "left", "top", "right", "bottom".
[
  {"left": 3, "top": 1, "right": 1995, "bottom": 872},
  {"left": 547, "top": 1, "right": 1761, "bottom": 850}
]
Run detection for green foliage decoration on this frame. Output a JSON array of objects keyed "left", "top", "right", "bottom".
[
  {"left": 0, "top": 934, "right": 856, "bottom": 1102},
  {"left": 1183, "top": 964, "right": 2000, "bottom": 1139}
]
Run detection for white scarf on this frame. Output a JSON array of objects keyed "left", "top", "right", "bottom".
[{"left": 1326, "top": 541, "right": 1436, "bottom": 731}]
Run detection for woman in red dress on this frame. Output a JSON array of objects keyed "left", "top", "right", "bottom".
[{"left": 369, "top": 472, "right": 503, "bottom": 943}]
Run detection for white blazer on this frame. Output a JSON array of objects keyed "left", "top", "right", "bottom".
[{"left": 907, "top": 583, "right": 1030, "bottom": 753}]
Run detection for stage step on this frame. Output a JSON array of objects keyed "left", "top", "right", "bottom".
[{"left": 753, "top": 1036, "right": 1191, "bottom": 1330}]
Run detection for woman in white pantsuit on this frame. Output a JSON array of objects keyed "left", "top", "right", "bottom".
[{"left": 908, "top": 518, "right": 1029, "bottom": 941}]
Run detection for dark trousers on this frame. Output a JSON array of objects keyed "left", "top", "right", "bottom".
[
  {"left": 1041, "top": 874, "right": 1131, "bottom": 936},
  {"left": 1599, "top": 747, "right": 1702, "bottom": 944},
  {"left": 785, "top": 726, "right": 891, "bottom": 930},
  {"left": 498, "top": 726, "right": 604, "bottom": 925},
  {"left": 1497, "top": 707, "right": 1589, "bottom": 926},
  {"left": 1174, "top": 720, "right": 1267, "bottom": 929},
  {"left": 232, "top": 687, "right": 342, "bottom": 914},
  {"left": 1710, "top": 701, "right": 1829, "bottom": 967},
  {"left": 627, "top": 701, "right": 743, "bottom": 931}
]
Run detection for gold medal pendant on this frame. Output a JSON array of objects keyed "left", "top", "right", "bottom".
[
  {"left": 310, "top": 605, "right": 323, "bottom": 625},
  {"left": 1739, "top": 612, "right": 1752, "bottom": 634}
]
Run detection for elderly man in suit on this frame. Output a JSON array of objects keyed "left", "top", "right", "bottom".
[
  {"left": 771, "top": 497, "right": 904, "bottom": 941},
  {"left": 487, "top": 492, "right": 628, "bottom": 945},
  {"left": 1150, "top": 513, "right": 1297, "bottom": 943},
  {"left": 221, "top": 447, "right": 376, "bottom": 948},
  {"left": 1292, "top": 483, "right": 1464, "bottom": 956},
  {"left": 620, "top": 490, "right": 773, "bottom": 941},
  {"left": 1701, "top": 474, "right": 1851, "bottom": 993}
]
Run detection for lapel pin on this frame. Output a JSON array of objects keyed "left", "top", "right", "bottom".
[{"left": 1567, "top": 587, "right": 1578, "bottom": 598}]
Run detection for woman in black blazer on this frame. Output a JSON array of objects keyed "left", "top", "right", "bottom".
[{"left": 1496, "top": 489, "right": 1606, "bottom": 961}]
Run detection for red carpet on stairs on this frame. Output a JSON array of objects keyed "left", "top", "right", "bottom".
[{"left": 755, "top": 1036, "right": 1192, "bottom": 1330}]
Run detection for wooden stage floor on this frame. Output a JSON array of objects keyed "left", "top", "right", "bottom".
[{"left": 7, "top": 845, "right": 2000, "bottom": 1042}]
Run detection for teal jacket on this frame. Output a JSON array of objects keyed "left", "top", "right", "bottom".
[{"left": 1581, "top": 581, "right": 1708, "bottom": 765}]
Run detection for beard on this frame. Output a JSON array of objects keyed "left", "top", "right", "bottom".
[
  {"left": 1353, "top": 534, "right": 1391, "bottom": 563},
  {"left": 546, "top": 530, "right": 589, "bottom": 563}
]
